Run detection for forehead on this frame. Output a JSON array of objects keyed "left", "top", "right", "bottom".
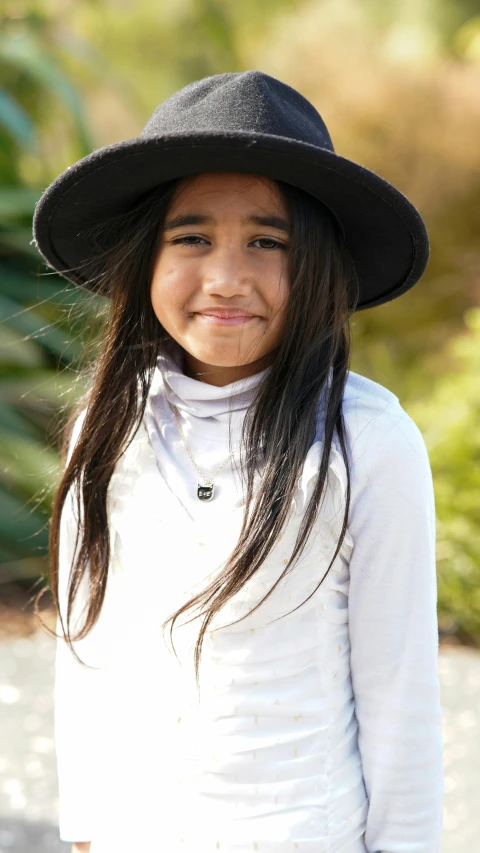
[{"left": 168, "top": 171, "right": 287, "bottom": 213}]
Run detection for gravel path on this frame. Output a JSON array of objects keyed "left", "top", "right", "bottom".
[{"left": 0, "top": 629, "right": 479, "bottom": 852}]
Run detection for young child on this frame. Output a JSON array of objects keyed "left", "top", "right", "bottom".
[{"left": 33, "top": 71, "right": 444, "bottom": 853}]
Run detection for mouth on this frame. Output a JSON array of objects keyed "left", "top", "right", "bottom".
[{"left": 194, "top": 310, "right": 259, "bottom": 326}]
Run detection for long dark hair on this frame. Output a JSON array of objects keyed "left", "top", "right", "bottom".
[{"left": 35, "top": 174, "right": 359, "bottom": 686}]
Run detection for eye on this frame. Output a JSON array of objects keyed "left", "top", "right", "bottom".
[
  {"left": 251, "top": 237, "right": 287, "bottom": 250},
  {"left": 171, "top": 235, "right": 207, "bottom": 246}
]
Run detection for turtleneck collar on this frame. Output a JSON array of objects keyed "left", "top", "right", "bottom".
[
  {"left": 151, "top": 338, "right": 270, "bottom": 422},
  {"left": 143, "top": 339, "right": 336, "bottom": 519}
]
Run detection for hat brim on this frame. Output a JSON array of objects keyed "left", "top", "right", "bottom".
[{"left": 32, "top": 131, "right": 429, "bottom": 310}]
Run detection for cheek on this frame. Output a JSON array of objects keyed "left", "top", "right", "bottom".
[
  {"left": 261, "top": 266, "right": 289, "bottom": 348},
  {"left": 150, "top": 260, "right": 191, "bottom": 322},
  {"left": 266, "top": 262, "right": 289, "bottom": 319}
]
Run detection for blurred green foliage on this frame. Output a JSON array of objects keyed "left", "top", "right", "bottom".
[
  {"left": 1, "top": 0, "right": 479, "bottom": 642},
  {"left": 0, "top": 10, "right": 99, "bottom": 582},
  {"left": 408, "top": 309, "right": 480, "bottom": 645}
]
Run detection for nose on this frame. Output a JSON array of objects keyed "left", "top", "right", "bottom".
[{"left": 200, "top": 244, "right": 253, "bottom": 298}]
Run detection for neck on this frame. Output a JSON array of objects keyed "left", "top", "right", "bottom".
[{"left": 183, "top": 352, "right": 275, "bottom": 387}]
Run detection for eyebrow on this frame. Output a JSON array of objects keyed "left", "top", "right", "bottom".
[{"left": 163, "top": 213, "right": 291, "bottom": 232}]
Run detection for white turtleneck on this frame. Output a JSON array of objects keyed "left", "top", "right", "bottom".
[
  {"left": 143, "top": 339, "right": 270, "bottom": 523},
  {"left": 55, "top": 341, "right": 444, "bottom": 852}
]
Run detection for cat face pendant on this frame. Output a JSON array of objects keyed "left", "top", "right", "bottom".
[{"left": 197, "top": 483, "right": 214, "bottom": 501}]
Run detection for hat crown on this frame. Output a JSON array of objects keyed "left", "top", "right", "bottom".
[
  {"left": 140, "top": 71, "right": 335, "bottom": 152},
  {"left": 33, "top": 70, "right": 429, "bottom": 308}
]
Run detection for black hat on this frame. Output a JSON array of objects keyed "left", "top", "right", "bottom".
[{"left": 32, "top": 70, "right": 429, "bottom": 310}]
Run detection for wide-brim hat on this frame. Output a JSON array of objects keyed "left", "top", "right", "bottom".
[{"left": 32, "top": 70, "right": 430, "bottom": 310}]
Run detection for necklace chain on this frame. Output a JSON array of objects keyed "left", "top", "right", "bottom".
[{"left": 172, "top": 404, "right": 240, "bottom": 486}]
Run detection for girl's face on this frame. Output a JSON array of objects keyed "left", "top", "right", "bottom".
[{"left": 150, "top": 172, "right": 290, "bottom": 385}]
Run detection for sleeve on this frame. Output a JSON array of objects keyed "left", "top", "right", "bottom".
[
  {"left": 54, "top": 410, "right": 108, "bottom": 842},
  {"left": 346, "top": 401, "right": 444, "bottom": 853}
]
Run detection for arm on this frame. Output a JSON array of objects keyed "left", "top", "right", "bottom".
[
  {"left": 346, "top": 403, "right": 444, "bottom": 853},
  {"left": 72, "top": 844, "right": 91, "bottom": 852},
  {"left": 54, "top": 412, "right": 104, "bottom": 844}
]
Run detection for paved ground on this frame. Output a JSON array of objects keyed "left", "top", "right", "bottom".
[{"left": 0, "top": 629, "right": 479, "bottom": 853}]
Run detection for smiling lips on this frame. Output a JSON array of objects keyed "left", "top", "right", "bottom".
[{"left": 195, "top": 309, "right": 258, "bottom": 326}]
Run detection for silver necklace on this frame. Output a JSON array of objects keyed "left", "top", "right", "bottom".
[{"left": 172, "top": 404, "right": 241, "bottom": 502}]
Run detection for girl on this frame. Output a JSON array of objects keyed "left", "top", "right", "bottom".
[{"left": 33, "top": 71, "right": 444, "bottom": 853}]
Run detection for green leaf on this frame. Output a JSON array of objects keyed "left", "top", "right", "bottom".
[
  {"left": 0, "top": 33, "right": 94, "bottom": 156},
  {"left": 0, "top": 261, "right": 88, "bottom": 305},
  {"left": 0, "top": 369, "right": 86, "bottom": 410},
  {"left": 0, "top": 87, "right": 35, "bottom": 148},
  {"left": 0, "top": 226, "right": 41, "bottom": 258},
  {"left": 0, "top": 432, "right": 60, "bottom": 496},
  {"left": 0, "top": 404, "right": 42, "bottom": 440},
  {"left": 0, "top": 293, "right": 82, "bottom": 362},
  {"left": 0, "top": 488, "right": 49, "bottom": 553},
  {"left": 0, "top": 187, "right": 41, "bottom": 218},
  {"left": 0, "top": 323, "right": 46, "bottom": 368},
  {"left": 0, "top": 555, "right": 49, "bottom": 584}
]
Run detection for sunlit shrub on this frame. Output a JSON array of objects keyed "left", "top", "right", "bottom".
[{"left": 407, "top": 308, "right": 480, "bottom": 644}]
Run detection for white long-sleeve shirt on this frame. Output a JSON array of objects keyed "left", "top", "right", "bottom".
[{"left": 54, "top": 341, "right": 444, "bottom": 852}]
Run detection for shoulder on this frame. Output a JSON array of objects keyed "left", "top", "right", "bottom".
[
  {"left": 334, "top": 373, "right": 436, "bottom": 552},
  {"left": 342, "top": 369, "right": 402, "bottom": 429},
  {"left": 341, "top": 370, "right": 426, "bottom": 451},
  {"left": 337, "top": 371, "right": 432, "bottom": 492}
]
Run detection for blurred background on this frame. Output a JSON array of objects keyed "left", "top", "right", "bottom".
[{"left": 0, "top": 0, "right": 479, "bottom": 850}]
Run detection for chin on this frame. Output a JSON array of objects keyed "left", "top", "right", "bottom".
[
  {"left": 187, "top": 340, "right": 260, "bottom": 364},
  {"left": 196, "top": 351, "right": 260, "bottom": 368}
]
